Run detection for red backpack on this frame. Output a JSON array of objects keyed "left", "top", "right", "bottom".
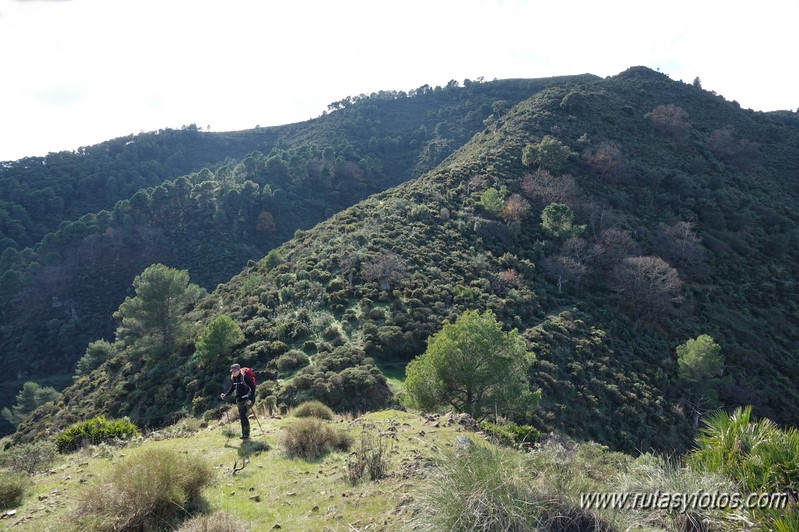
[{"left": 241, "top": 367, "right": 257, "bottom": 390}]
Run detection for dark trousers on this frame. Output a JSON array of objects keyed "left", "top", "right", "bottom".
[{"left": 237, "top": 400, "right": 250, "bottom": 437}]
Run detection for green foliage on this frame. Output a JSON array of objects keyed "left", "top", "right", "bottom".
[
  {"left": 1, "top": 381, "right": 61, "bottom": 427},
  {"left": 113, "top": 264, "right": 203, "bottom": 354},
  {"left": 677, "top": 334, "right": 727, "bottom": 411},
  {"left": 540, "top": 202, "right": 585, "bottom": 239},
  {"left": 54, "top": 416, "right": 139, "bottom": 453},
  {"left": 480, "top": 421, "right": 540, "bottom": 447},
  {"left": 194, "top": 314, "right": 244, "bottom": 363},
  {"left": 74, "top": 340, "right": 115, "bottom": 378},
  {"left": 280, "top": 417, "right": 352, "bottom": 460},
  {"left": 677, "top": 334, "right": 723, "bottom": 382},
  {"left": 405, "top": 309, "right": 535, "bottom": 421},
  {"left": 0, "top": 470, "right": 27, "bottom": 510},
  {"left": 292, "top": 400, "right": 335, "bottom": 421},
  {"left": 617, "top": 454, "right": 742, "bottom": 531},
  {"left": 0, "top": 440, "right": 57, "bottom": 474},
  {"left": 263, "top": 248, "right": 282, "bottom": 270},
  {"left": 479, "top": 187, "right": 505, "bottom": 217},
  {"left": 72, "top": 447, "right": 213, "bottom": 531},
  {"left": 688, "top": 406, "right": 799, "bottom": 494},
  {"left": 411, "top": 443, "right": 616, "bottom": 532},
  {"left": 522, "top": 135, "right": 575, "bottom": 172},
  {"left": 274, "top": 349, "right": 310, "bottom": 372}
]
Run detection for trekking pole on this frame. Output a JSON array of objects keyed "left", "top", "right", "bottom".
[{"left": 248, "top": 400, "right": 265, "bottom": 434}]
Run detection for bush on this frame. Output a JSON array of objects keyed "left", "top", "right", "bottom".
[
  {"left": 177, "top": 511, "right": 249, "bottom": 532},
  {"left": 412, "top": 444, "right": 613, "bottom": 531},
  {"left": 292, "top": 400, "right": 334, "bottom": 420},
  {"left": 1, "top": 440, "right": 58, "bottom": 474},
  {"left": 73, "top": 448, "right": 214, "bottom": 531},
  {"left": 280, "top": 418, "right": 351, "bottom": 460},
  {"left": 616, "top": 454, "right": 745, "bottom": 532},
  {"left": 0, "top": 471, "right": 26, "bottom": 510},
  {"left": 275, "top": 350, "right": 310, "bottom": 372},
  {"left": 480, "top": 421, "right": 540, "bottom": 447},
  {"left": 55, "top": 416, "right": 139, "bottom": 453},
  {"left": 347, "top": 428, "right": 393, "bottom": 483}
]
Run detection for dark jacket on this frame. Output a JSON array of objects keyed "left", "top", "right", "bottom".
[{"left": 223, "top": 373, "right": 255, "bottom": 401}]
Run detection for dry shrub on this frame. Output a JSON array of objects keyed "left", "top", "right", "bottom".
[
  {"left": 0, "top": 470, "right": 26, "bottom": 510},
  {"left": 292, "top": 400, "right": 334, "bottom": 420},
  {"left": 280, "top": 418, "right": 351, "bottom": 460},
  {"left": 72, "top": 447, "right": 214, "bottom": 531}
]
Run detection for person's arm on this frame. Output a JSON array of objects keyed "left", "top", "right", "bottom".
[{"left": 221, "top": 378, "right": 234, "bottom": 398}]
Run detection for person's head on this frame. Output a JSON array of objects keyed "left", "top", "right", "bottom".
[{"left": 230, "top": 363, "right": 241, "bottom": 377}]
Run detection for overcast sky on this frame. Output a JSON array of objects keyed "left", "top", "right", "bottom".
[{"left": 1, "top": 0, "right": 797, "bottom": 162}]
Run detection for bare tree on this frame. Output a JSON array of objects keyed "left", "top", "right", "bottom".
[
  {"left": 654, "top": 221, "right": 707, "bottom": 276},
  {"left": 362, "top": 252, "right": 407, "bottom": 291},
  {"left": 583, "top": 141, "right": 626, "bottom": 182},
  {"left": 541, "top": 255, "right": 588, "bottom": 293},
  {"left": 707, "top": 125, "right": 759, "bottom": 170},
  {"left": 648, "top": 104, "right": 691, "bottom": 138},
  {"left": 591, "top": 227, "right": 640, "bottom": 270},
  {"left": 521, "top": 169, "right": 581, "bottom": 207},
  {"left": 610, "top": 256, "right": 683, "bottom": 322},
  {"left": 501, "top": 194, "right": 531, "bottom": 222}
]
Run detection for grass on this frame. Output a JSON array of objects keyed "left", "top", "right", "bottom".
[{"left": 5, "top": 409, "right": 472, "bottom": 531}]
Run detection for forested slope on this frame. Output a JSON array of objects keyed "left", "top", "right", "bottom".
[{"left": 0, "top": 75, "right": 592, "bottom": 433}]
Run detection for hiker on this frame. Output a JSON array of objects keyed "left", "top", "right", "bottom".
[{"left": 220, "top": 363, "right": 255, "bottom": 439}]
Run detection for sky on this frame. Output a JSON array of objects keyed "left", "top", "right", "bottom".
[{"left": 1, "top": 0, "right": 797, "bottom": 162}]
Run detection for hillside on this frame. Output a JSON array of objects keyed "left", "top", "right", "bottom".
[
  {"left": 14, "top": 67, "right": 799, "bottom": 455},
  {"left": 0, "top": 75, "right": 594, "bottom": 433}
]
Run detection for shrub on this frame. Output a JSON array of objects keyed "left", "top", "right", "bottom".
[
  {"left": 616, "top": 454, "right": 744, "bottom": 531},
  {"left": 412, "top": 444, "right": 613, "bottom": 531},
  {"left": 347, "top": 427, "right": 393, "bottom": 483},
  {"left": 54, "top": 416, "right": 139, "bottom": 453},
  {"left": 0, "top": 471, "right": 26, "bottom": 510},
  {"left": 280, "top": 418, "right": 351, "bottom": 460},
  {"left": 275, "top": 350, "right": 310, "bottom": 372},
  {"left": 480, "top": 421, "right": 540, "bottom": 447},
  {"left": 292, "top": 400, "right": 334, "bottom": 420},
  {"left": 0, "top": 440, "right": 58, "bottom": 474},
  {"left": 177, "top": 511, "right": 249, "bottom": 532},
  {"left": 73, "top": 448, "right": 214, "bottom": 531}
]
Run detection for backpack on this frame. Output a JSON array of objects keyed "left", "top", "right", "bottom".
[{"left": 241, "top": 367, "right": 257, "bottom": 390}]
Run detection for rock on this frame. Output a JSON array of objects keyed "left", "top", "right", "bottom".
[
  {"left": 250, "top": 495, "right": 261, "bottom": 502},
  {"left": 457, "top": 413, "right": 480, "bottom": 432},
  {"left": 454, "top": 435, "right": 475, "bottom": 456},
  {"left": 311, "top": 505, "right": 320, "bottom": 512},
  {"left": 272, "top": 524, "right": 282, "bottom": 529}
]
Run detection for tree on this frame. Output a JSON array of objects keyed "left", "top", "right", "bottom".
[
  {"left": 362, "top": 252, "right": 406, "bottom": 291},
  {"left": 479, "top": 187, "right": 505, "bottom": 217},
  {"left": 647, "top": 104, "right": 691, "bottom": 138},
  {"left": 2, "top": 381, "right": 61, "bottom": 427},
  {"left": 677, "top": 334, "right": 726, "bottom": 428},
  {"left": 540, "top": 203, "right": 585, "bottom": 239},
  {"left": 521, "top": 169, "right": 581, "bottom": 206},
  {"left": 74, "top": 339, "right": 115, "bottom": 378},
  {"left": 522, "top": 135, "right": 575, "bottom": 173},
  {"left": 541, "top": 255, "right": 587, "bottom": 293},
  {"left": 610, "top": 256, "right": 682, "bottom": 322},
  {"left": 194, "top": 314, "right": 244, "bottom": 364},
  {"left": 113, "top": 264, "right": 203, "bottom": 354},
  {"left": 501, "top": 194, "right": 531, "bottom": 223},
  {"left": 404, "top": 309, "right": 536, "bottom": 421}
]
